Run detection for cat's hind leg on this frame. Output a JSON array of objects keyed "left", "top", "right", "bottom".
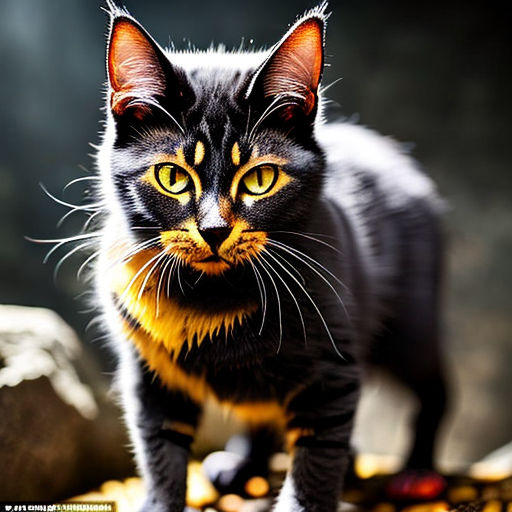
[{"left": 375, "top": 205, "right": 449, "bottom": 500}]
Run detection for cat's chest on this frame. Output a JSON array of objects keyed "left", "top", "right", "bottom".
[{"left": 104, "top": 242, "right": 258, "bottom": 357}]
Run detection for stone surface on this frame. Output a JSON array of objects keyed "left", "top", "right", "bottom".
[{"left": 0, "top": 305, "right": 134, "bottom": 500}]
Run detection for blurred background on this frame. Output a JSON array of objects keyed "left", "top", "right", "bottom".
[{"left": 0, "top": 0, "right": 511, "bottom": 499}]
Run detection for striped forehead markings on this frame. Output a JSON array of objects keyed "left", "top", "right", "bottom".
[
  {"left": 231, "top": 142, "right": 241, "bottom": 167},
  {"left": 194, "top": 141, "right": 205, "bottom": 166}
]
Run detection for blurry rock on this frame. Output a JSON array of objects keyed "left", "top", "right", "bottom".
[{"left": 0, "top": 305, "right": 133, "bottom": 500}]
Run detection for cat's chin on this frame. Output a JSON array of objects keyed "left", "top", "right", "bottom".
[{"left": 190, "top": 256, "right": 231, "bottom": 275}]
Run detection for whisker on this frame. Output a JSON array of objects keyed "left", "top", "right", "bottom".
[
  {"left": 56, "top": 208, "right": 81, "bottom": 228},
  {"left": 268, "top": 240, "right": 352, "bottom": 328},
  {"left": 53, "top": 240, "right": 97, "bottom": 281},
  {"left": 259, "top": 251, "right": 307, "bottom": 348},
  {"left": 253, "top": 256, "right": 282, "bottom": 350},
  {"left": 271, "top": 230, "right": 343, "bottom": 254},
  {"left": 26, "top": 232, "right": 103, "bottom": 264},
  {"left": 264, "top": 248, "right": 345, "bottom": 359},
  {"left": 119, "top": 250, "right": 167, "bottom": 303},
  {"left": 63, "top": 176, "right": 101, "bottom": 191},
  {"left": 176, "top": 258, "right": 185, "bottom": 296},
  {"left": 249, "top": 260, "right": 267, "bottom": 335},
  {"left": 248, "top": 97, "right": 299, "bottom": 142},
  {"left": 40, "top": 183, "right": 104, "bottom": 211},
  {"left": 83, "top": 210, "right": 103, "bottom": 231},
  {"left": 166, "top": 257, "right": 180, "bottom": 298},
  {"left": 137, "top": 250, "right": 168, "bottom": 301},
  {"left": 125, "top": 97, "right": 185, "bottom": 135},
  {"left": 77, "top": 249, "right": 102, "bottom": 281},
  {"left": 267, "top": 239, "right": 349, "bottom": 292},
  {"left": 156, "top": 254, "right": 176, "bottom": 317}
]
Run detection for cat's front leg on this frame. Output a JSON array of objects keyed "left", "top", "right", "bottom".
[
  {"left": 119, "top": 349, "right": 202, "bottom": 512},
  {"left": 274, "top": 380, "right": 360, "bottom": 512}
]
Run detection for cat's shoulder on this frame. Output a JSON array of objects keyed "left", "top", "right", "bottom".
[{"left": 317, "top": 121, "right": 443, "bottom": 210}]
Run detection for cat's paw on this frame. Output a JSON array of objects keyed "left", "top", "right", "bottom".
[{"left": 386, "top": 469, "right": 447, "bottom": 501}]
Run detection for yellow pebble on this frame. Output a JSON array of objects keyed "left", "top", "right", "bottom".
[
  {"left": 401, "top": 501, "right": 449, "bottom": 512},
  {"left": 448, "top": 485, "right": 478, "bottom": 503},
  {"left": 186, "top": 461, "right": 219, "bottom": 508},
  {"left": 483, "top": 500, "right": 503, "bottom": 512},
  {"left": 217, "top": 493, "right": 245, "bottom": 512},
  {"left": 244, "top": 476, "right": 270, "bottom": 498},
  {"left": 372, "top": 502, "right": 396, "bottom": 512}
]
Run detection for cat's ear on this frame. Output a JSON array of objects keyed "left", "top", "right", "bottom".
[
  {"left": 107, "top": 14, "right": 193, "bottom": 122},
  {"left": 245, "top": 8, "right": 326, "bottom": 125}
]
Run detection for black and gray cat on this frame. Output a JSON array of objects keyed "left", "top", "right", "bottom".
[{"left": 93, "top": 1, "right": 447, "bottom": 510}]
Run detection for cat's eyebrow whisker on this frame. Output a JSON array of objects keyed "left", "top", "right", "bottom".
[
  {"left": 259, "top": 251, "right": 307, "bottom": 348},
  {"left": 319, "top": 77, "right": 343, "bottom": 95},
  {"left": 249, "top": 260, "right": 267, "bottom": 335},
  {"left": 248, "top": 96, "right": 299, "bottom": 143},
  {"left": 253, "top": 255, "right": 282, "bottom": 350},
  {"left": 125, "top": 97, "right": 185, "bottom": 136},
  {"left": 264, "top": 248, "right": 345, "bottom": 360}
]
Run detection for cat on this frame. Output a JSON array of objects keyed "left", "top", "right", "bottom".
[{"left": 89, "top": 1, "right": 448, "bottom": 510}]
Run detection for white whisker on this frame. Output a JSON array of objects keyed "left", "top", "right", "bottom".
[
  {"left": 63, "top": 176, "right": 101, "bottom": 191},
  {"left": 53, "top": 240, "right": 97, "bottom": 281},
  {"left": 253, "top": 256, "right": 282, "bottom": 350},
  {"left": 259, "top": 252, "right": 307, "bottom": 348},
  {"left": 268, "top": 240, "right": 352, "bottom": 328},
  {"left": 264, "top": 248, "right": 345, "bottom": 359},
  {"left": 249, "top": 260, "right": 267, "bottom": 335}
]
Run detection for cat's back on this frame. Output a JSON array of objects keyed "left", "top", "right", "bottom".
[
  {"left": 316, "top": 121, "right": 444, "bottom": 320},
  {"left": 317, "top": 121, "right": 441, "bottom": 213}
]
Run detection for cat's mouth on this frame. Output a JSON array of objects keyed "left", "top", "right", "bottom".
[
  {"left": 159, "top": 219, "right": 267, "bottom": 276},
  {"left": 200, "top": 254, "right": 226, "bottom": 263}
]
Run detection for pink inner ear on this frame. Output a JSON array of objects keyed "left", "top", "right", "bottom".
[
  {"left": 263, "top": 19, "right": 323, "bottom": 115},
  {"left": 108, "top": 19, "right": 166, "bottom": 115}
]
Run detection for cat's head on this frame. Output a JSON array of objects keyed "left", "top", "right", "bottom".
[{"left": 101, "top": 3, "right": 327, "bottom": 277}]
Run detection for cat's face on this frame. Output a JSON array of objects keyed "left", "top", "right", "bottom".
[{"left": 104, "top": 7, "right": 326, "bottom": 276}]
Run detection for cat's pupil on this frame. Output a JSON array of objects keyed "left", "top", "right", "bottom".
[
  {"left": 155, "top": 163, "right": 190, "bottom": 194},
  {"left": 257, "top": 167, "right": 263, "bottom": 187}
]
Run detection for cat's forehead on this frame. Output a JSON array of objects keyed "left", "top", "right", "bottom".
[{"left": 168, "top": 49, "right": 267, "bottom": 72}]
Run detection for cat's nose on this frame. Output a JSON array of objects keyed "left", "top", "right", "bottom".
[{"left": 199, "top": 227, "right": 231, "bottom": 253}]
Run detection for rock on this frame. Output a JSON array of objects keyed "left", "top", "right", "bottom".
[{"left": 0, "top": 305, "right": 133, "bottom": 500}]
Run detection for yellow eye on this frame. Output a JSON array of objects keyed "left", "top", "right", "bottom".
[
  {"left": 241, "top": 165, "right": 278, "bottom": 196},
  {"left": 155, "top": 164, "right": 191, "bottom": 194}
]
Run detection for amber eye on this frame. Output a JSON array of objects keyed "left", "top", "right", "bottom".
[
  {"left": 241, "top": 165, "right": 278, "bottom": 196},
  {"left": 155, "top": 163, "right": 191, "bottom": 194}
]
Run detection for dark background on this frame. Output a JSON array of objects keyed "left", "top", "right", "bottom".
[{"left": 0, "top": 0, "right": 510, "bottom": 469}]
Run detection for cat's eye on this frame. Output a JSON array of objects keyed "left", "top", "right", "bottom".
[
  {"left": 241, "top": 165, "right": 278, "bottom": 196},
  {"left": 155, "top": 163, "right": 191, "bottom": 194}
]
